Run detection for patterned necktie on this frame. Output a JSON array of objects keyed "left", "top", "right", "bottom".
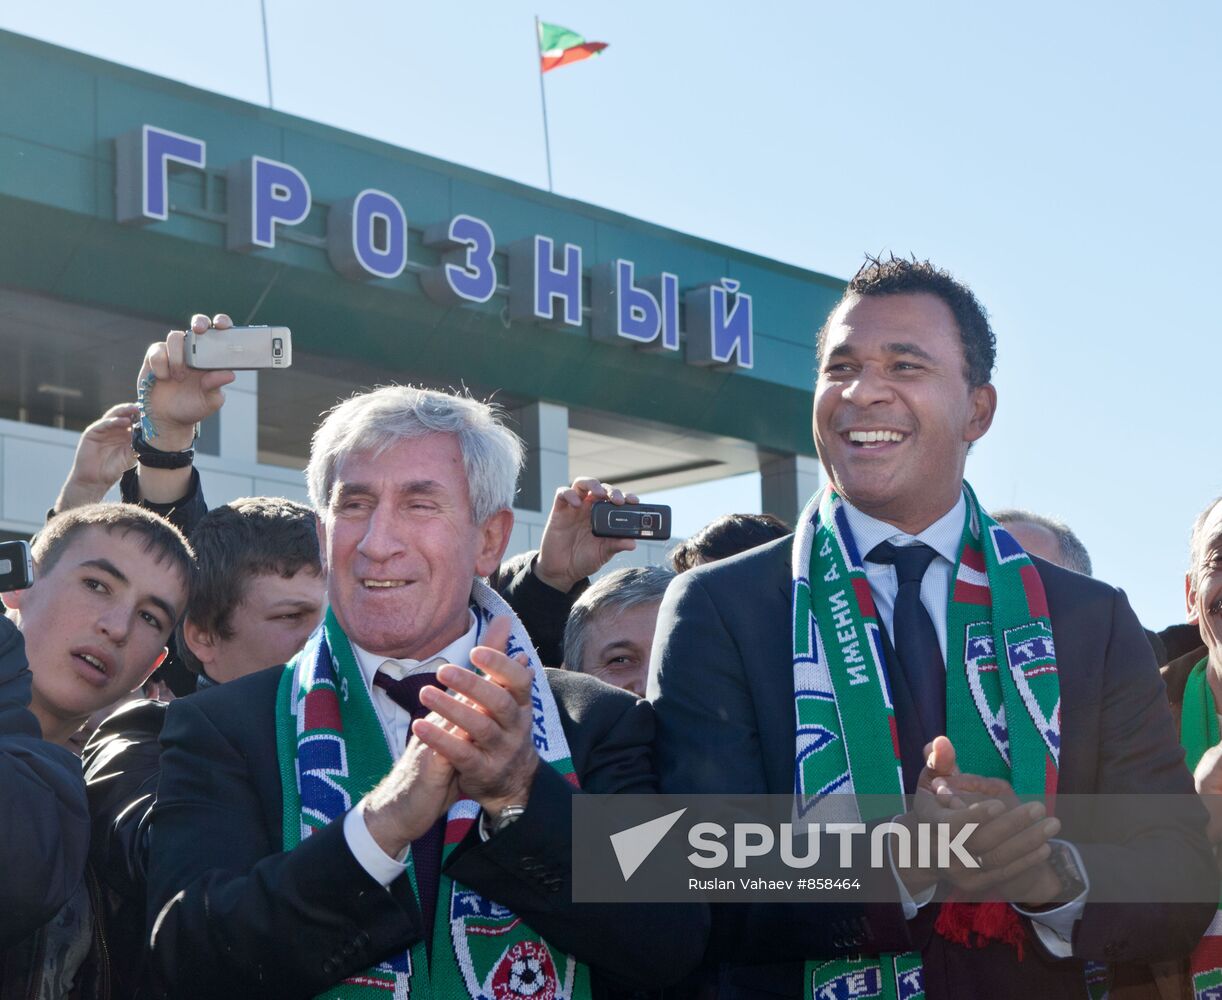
[
  {"left": 373, "top": 665, "right": 446, "bottom": 951},
  {"left": 866, "top": 541, "right": 947, "bottom": 756}
]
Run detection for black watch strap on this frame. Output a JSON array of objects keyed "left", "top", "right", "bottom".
[{"left": 131, "top": 425, "right": 195, "bottom": 469}]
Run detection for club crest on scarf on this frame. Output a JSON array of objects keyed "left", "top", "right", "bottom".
[
  {"left": 1002, "top": 622, "right": 1060, "bottom": 763},
  {"left": 963, "top": 625, "right": 1008, "bottom": 767}
]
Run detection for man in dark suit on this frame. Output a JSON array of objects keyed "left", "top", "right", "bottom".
[
  {"left": 649, "top": 255, "right": 1214, "bottom": 999},
  {"left": 147, "top": 385, "right": 706, "bottom": 999}
]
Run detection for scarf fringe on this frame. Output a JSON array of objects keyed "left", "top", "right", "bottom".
[{"left": 934, "top": 901, "right": 1026, "bottom": 960}]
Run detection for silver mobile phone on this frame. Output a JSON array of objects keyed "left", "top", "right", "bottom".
[
  {"left": 0, "top": 540, "right": 34, "bottom": 591},
  {"left": 185, "top": 326, "right": 293, "bottom": 370}
]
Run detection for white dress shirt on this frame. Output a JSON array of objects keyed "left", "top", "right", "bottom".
[
  {"left": 341, "top": 613, "right": 479, "bottom": 887},
  {"left": 839, "top": 493, "right": 1086, "bottom": 955}
]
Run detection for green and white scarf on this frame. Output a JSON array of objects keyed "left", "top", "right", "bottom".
[
  {"left": 1179, "top": 657, "right": 1222, "bottom": 999},
  {"left": 275, "top": 581, "right": 591, "bottom": 1000},
  {"left": 792, "top": 483, "right": 1061, "bottom": 1000}
]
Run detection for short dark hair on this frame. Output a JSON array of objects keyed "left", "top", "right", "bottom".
[
  {"left": 179, "top": 497, "right": 321, "bottom": 672},
  {"left": 34, "top": 503, "right": 193, "bottom": 596},
  {"left": 817, "top": 254, "right": 997, "bottom": 388},
  {"left": 669, "top": 513, "right": 791, "bottom": 573},
  {"left": 992, "top": 508, "right": 1093, "bottom": 577}
]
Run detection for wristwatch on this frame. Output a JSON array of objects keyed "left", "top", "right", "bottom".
[
  {"left": 1047, "top": 841, "right": 1087, "bottom": 903},
  {"left": 131, "top": 425, "right": 196, "bottom": 470},
  {"left": 481, "top": 804, "right": 527, "bottom": 839}
]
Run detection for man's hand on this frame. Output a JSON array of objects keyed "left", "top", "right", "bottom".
[
  {"left": 897, "top": 736, "right": 1059, "bottom": 901},
  {"left": 414, "top": 617, "right": 540, "bottom": 817},
  {"left": 533, "top": 478, "right": 640, "bottom": 593},
  {"left": 935, "top": 769, "right": 1061, "bottom": 905},
  {"left": 54, "top": 403, "right": 141, "bottom": 513},
  {"left": 361, "top": 719, "right": 461, "bottom": 860},
  {"left": 138, "top": 313, "right": 236, "bottom": 452},
  {"left": 1194, "top": 744, "right": 1222, "bottom": 844}
]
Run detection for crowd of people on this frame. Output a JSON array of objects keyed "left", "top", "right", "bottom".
[{"left": 2, "top": 255, "right": 1220, "bottom": 999}]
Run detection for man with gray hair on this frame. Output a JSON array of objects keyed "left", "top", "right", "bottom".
[
  {"left": 991, "top": 508, "right": 1093, "bottom": 577},
  {"left": 147, "top": 385, "right": 705, "bottom": 998},
  {"left": 563, "top": 566, "right": 674, "bottom": 697}
]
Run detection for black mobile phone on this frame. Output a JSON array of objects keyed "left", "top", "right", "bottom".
[
  {"left": 0, "top": 540, "right": 34, "bottom": 591},
  {"left": 590, "top": 501, "right": 672, "bottom": 541}
]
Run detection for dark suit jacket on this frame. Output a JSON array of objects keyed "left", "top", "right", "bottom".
[
  {"left": 147, "top": 664, "right": 707, "bottom": 999},
  {"left": 650, "top": 535, "right": 1215, "bottom": 1000},
  {"left": 0, "top": 617, "right": 89, "bottom": 950}
]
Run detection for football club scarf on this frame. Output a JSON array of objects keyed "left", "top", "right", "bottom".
[
  {"left": 1179, "top": 657, "right": 1222, "bottom": 999},
  {"left": 792, "top": 483, "right": 1061, "bottom": 1000},
  {"left": 275, "top": 581, "right": 592, "bottom": 1000}
]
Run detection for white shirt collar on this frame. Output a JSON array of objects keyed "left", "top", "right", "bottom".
[
  {"left": 839, "top": 490, "right": 967, "bottom": 565},
  {"left": 350, "top": 610, "right": 479, "bottom": 691}
]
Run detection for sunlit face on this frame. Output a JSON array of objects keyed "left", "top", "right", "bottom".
[
  {"left": 813, "top": 293, "right": 996, "bottom": 534},
  {"left": 317, "top": 434, "right": 511, "bottom": 660},
  {"left": 4, "top": 527, "right": 185, "bottom": 744},
  {"left": 186, "top": 568, "right": 326, "bottom": 683},
  {"left": 578, "top": 600, "right": 662, "bottom": 698},
  {"left": 1188, "top": 503, "right": 1222, "bottom": 673}
]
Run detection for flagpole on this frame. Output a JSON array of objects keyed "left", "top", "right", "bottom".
[
  {"left": 260, "top": 0, "right": 275, "bottom": 109},
  {"left": 534, "top": 15, "right": 554, "bottom": 192}
]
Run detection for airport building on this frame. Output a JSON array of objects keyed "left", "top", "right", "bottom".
[{"left": 0, "top": 30, "right": 843, "bottom": 564}]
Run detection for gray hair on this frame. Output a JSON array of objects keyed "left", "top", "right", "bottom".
[
  {"left": 306, "top": 385, "right": 524, "bottom": 523},
  {"left": 563, "top": 565, "right": 674, "bottom": 672},
  {"left": 992, "top": 508, "right": 1093, "bottom": 577},
  {"left": 1189, "top": 495, "right": 1222, "bottom": 593}
]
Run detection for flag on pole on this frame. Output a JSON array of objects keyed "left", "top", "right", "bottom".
[{"left": 538, "top": 22, "right": 607, "bottom": 73}]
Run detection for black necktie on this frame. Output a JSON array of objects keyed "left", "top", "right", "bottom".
[
  {"left": 866, "top": 541, "right": 946, "bottom": 755},
  {"left": 373, "top": 668, "right": 445, "bottom": 951}
]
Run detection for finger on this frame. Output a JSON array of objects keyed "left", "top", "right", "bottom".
[
  {"left": 625, "top": 493, "right": 639, "bottom": 504},
  {"left": 91, "top": 416, "right": 139, "bottom": 440},
  {"left": 200, "top": 370, "right": 236, "bottom": 391},
  {"left": 438, "top": 661, "right": 521, "bottom": 716},
  {"left": 466, "top": 645, "right": 533, "bottom": 705},
  {"left": 964, "top": 800, "right": 1048, "bottom": 856},
  {"left": 948, "top": 773, "right": 1021, "bottom": 809},
  {"left": 146, "top": 341, "right": 172, "bottom": 382},
  {"left": 476, "top": 617, "right": 514, "bottom": 658},
  {"left": 924, "top": 735, "right": 957, "bottom": 777},
  {"left": 190, "top": 314, "right": 211, "bottom": 333},
  {"left": 166, "top": 329, "right": 187, "bottom": 380},
  {"left": 552, "top": 487, "right": 583, "bottom": 511},
  {"left": 212, "top": 313, "right": 233, "bottom": 329},
  {"left": 413, "top": 716, "right": 480, "bottom": 769},
  {"left": 419, "top": 687, "right": 499, "bottom": 745},
  {"left": 569, "top": 477, "right": 605, "bottom": 499},
  {"left": 606, "top": 486, "right": 625, "bottom": 504},
  {"left": 978, "top": 815, "right": 1060, "bottom": 869},
  {"left": 965, "top": 842, "right": 1053, "bottom": 892},
  {"left": 99, "top": 402, "right": 140, "bottom": 421}
]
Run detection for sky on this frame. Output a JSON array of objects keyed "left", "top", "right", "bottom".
[{"left": 2, "top": 1, "right": 1219, "bottom": 628}]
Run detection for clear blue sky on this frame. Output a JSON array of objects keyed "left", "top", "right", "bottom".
[{"left": 4, "top": 1, "right": 1219, "bottom": 629}]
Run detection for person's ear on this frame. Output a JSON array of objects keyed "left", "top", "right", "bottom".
[
  {"left": 314, "top": 514, "right": 329, "bottom": 576},
  {"left": 475, "top": 510, "right": 515, "bottom": 578},
  {"left": 183, "top": 618, "right": 219, "bottom": 667},
  {"left": 131, "top": 647, "right": 169, "bottom": 695},
  {"left": 1187, "top": 571, "right": 1199, "bottom": 624},
  {"left": 964, "top": 383, "right": 997, "bottom": 443}
]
